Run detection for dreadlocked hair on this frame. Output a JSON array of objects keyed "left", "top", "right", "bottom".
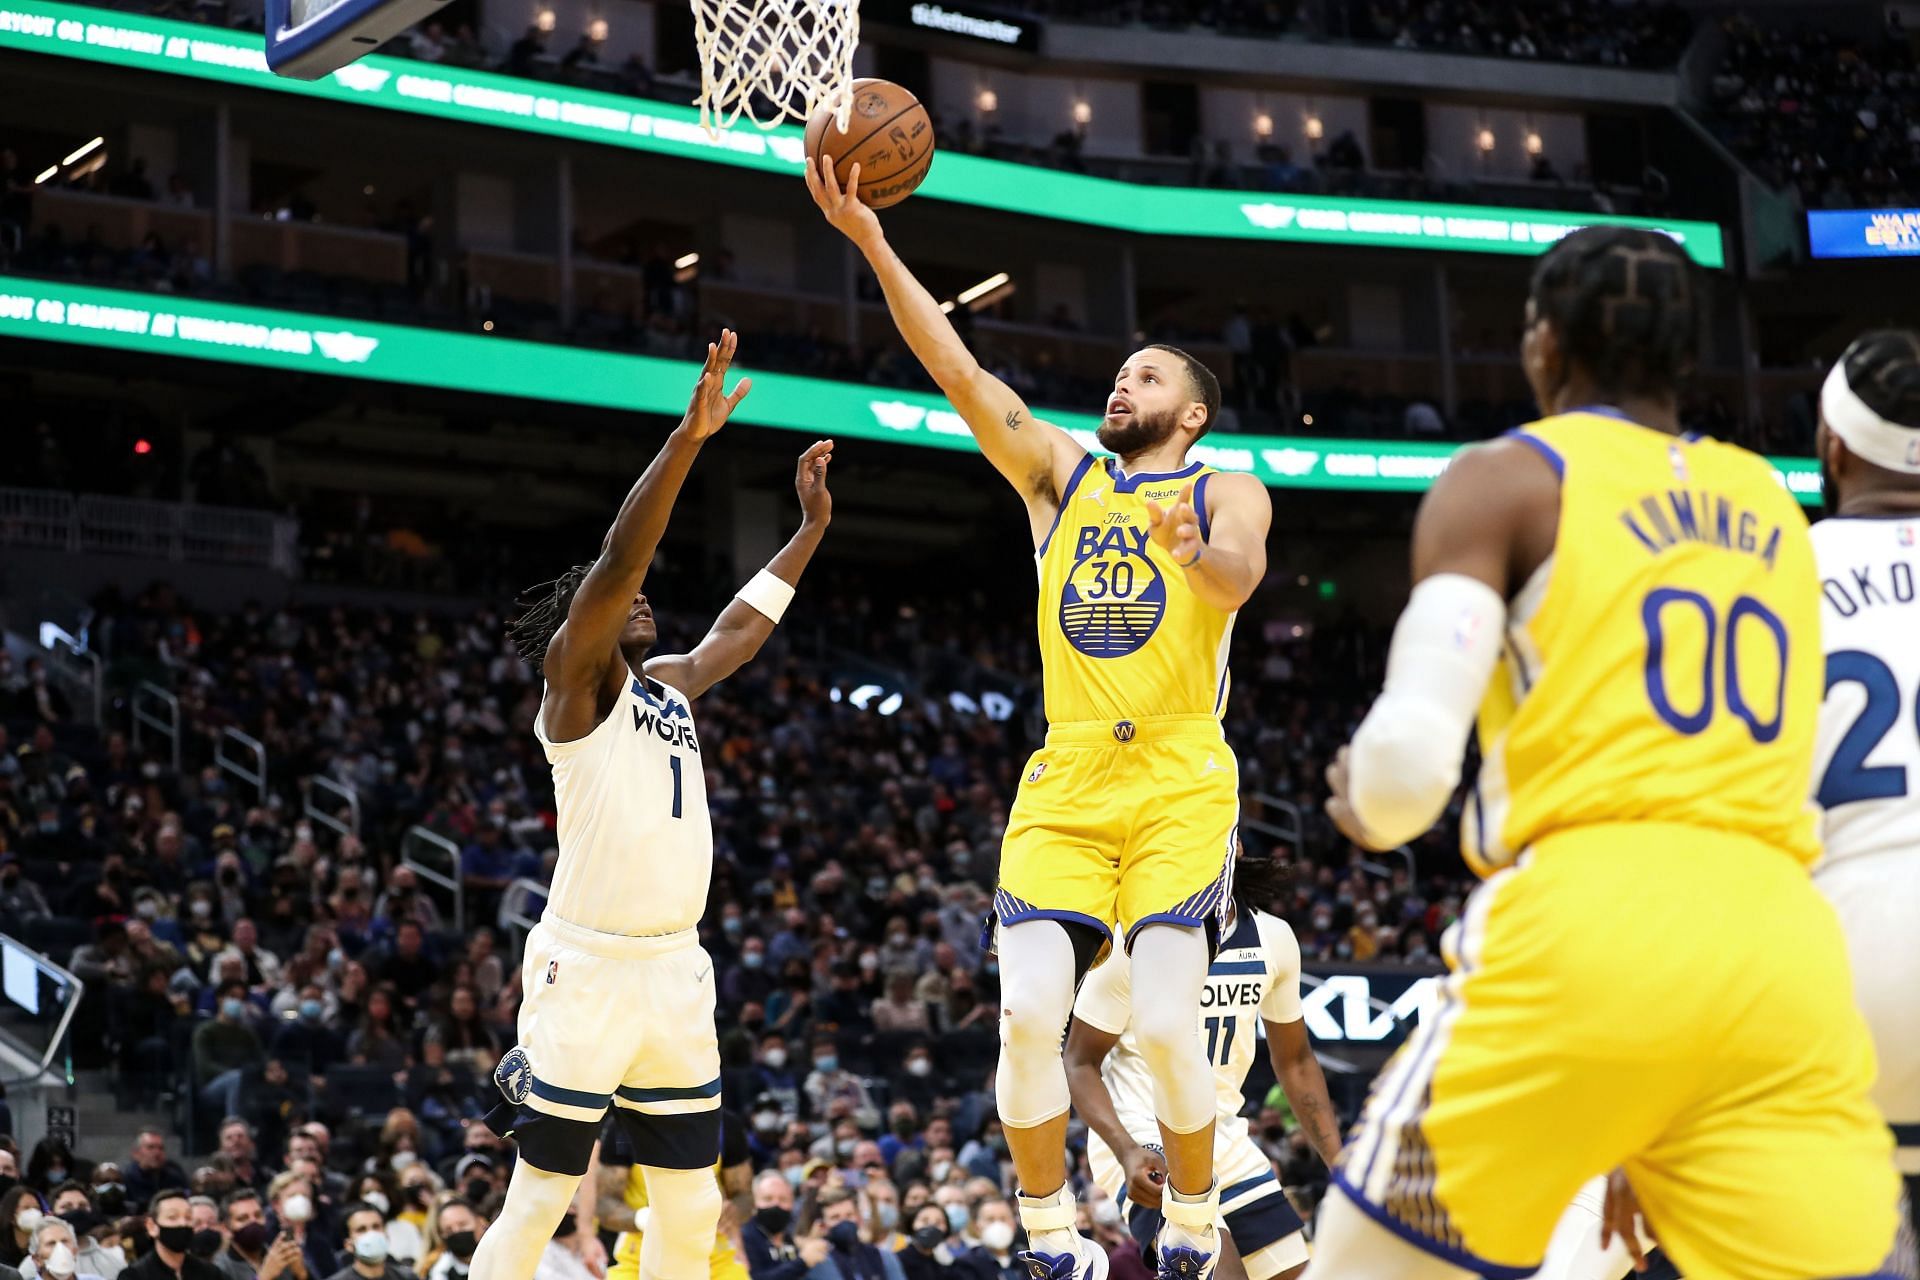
[
  {"left": 506, "top": 563, "right": 594, "bottom": 673},
  {"left": 1839, "top": 329, "right": 1920, "bottom": 430},
  {"left": 1231, "top": 851, "right": 1297, "bottom": 920},
  {"left": 1529, "top": 225, "right": 1703, "bottom": 401}
]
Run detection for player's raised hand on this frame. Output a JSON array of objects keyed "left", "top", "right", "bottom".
[
  {"left": 1146, "top": 483, "right": 1205, "bottom": 568},
  {"left": 1326, "top": 745, "right": 1391, "bottom": 853},
  {"left": 795, "top": 439, "right": 834, "bottom": 526},
  {"left": 683, "top": 328, "right": 751, "bottom": 441},
  {"left": 805, "top": 156, "right": 883, "bottom": 248}
]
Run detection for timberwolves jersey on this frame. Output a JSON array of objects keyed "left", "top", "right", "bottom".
[
  {"left": 1811, "top": 516, "right": 1920, "bottom": 868},
  {"left": 1074, "top": 907, "right": 1304, "bottom": 1193},
  {"left": 535, "top": 672, "right": 711, "bottom": 935},
  {"left": 1035, "top": 455, "right": 1236, "bottom": 724},
  {"left": 1463, "top": 411, "right": 1823, "bottom": 874}
]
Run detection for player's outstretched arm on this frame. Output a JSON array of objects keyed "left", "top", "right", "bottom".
[
  {"left": 1262, "top": 1017, "right": 1342, "bottom": 1168},
  {"left": 644, "top": 440, "right": 832, "bottom": 700},
  {"left": 1146, "top": 471, "right": 1271, "bottom": 613},
  {"left": 1063, "top": 1018, "right": 1168, "bottom": 1209},
  {"left": 1325, "top": 438, "right": 1558, "bottom": 851},
  {"left": 544, "top": 333, "right": 751, "bottom": 706},
  {"left": 805, "top": 156, "right": 1078, "bottom": 509}
]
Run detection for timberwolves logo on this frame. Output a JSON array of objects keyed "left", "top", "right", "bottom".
[
  {"left": 494, "top": 1046, "right": 534, "bottom": 1105},
  {"left": 1059, "top": 523, "right": 1167, "bottom": 658}
]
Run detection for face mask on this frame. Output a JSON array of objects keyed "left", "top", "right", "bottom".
[
  {"left": 813, "top": 1055, "right": 838, "bottom": 1074},
  {"left": 876, "top": 1204, "right": 898, "bottom": 1231},
  {"left": 751, "top": 1207, "right": 790, "bottom": 1237},
  {"left": 44, "top": 1169, "right": 64, "bottom": 1185},
  {"left": 156, "top": 1225, "right": 196, "bottom": 1254},
  {"left": 752, "top": 1110, "right": 780, "bottom": 1133},
  {"left": 943, "top": 1205, "right": 967, "bottom": 1232},
  {"left": 363, "top": 1193, "right": 390, "bottom": 1216},
  {"left": 281, "top": 1195, "right": 313, "bottom": 1225},
  {"left": 835, "top": 1139, "right": 856, "bottom": 1158},
  {"left": 18, "top": 1208, "right": 43, "bottom": 1233},
  {"left": 905, "top": 1058, "right": 930, "bottom": 1078},
  {"left": 442, "top": 1231, "right": 477, "bottom": 1262},
  {"left": 826, "top": 1222, "right": 860, "bottom": 1251},
  {"left": 1091, "top": 1199, "right": 1121, "bottom": 1227},
  {"left": 887, "top": 933, "right": 907, "bottom": 948},
  {"left": 979, "top": 1222, "right": 1015, "bottom": 1252},
  {"left": 858, "top": 954, "right": 878, "bottom": 973},
  {"left": 46, "top": 1243, "right": 76, "bottom": 1277},
  {"left": 353, "top": 1232, "right": 390, "bottom": 1263},
  {"left": 301, "top": 999, "right": 325, "bottom": 1022},
  {"left": 191, "top": 901, "right": 213, "bottom": 920},
  {"left": 135, "top": 902, "right": 159, "bottom": 920},
  {"left": 390, "top": 1152, "right": 418, "bottom": 1172},
  {"left": 741, "top": 952, "right": 764, "bottom": 970},
  {"left": 761, "top": 1048, "right": 786, "bottom": 1069},
  {"left": 722, "top": 918, "right": 743, "bottom": 935},
  {"left": 103, "top": 1248, "right": 126, "bottom": 1268},
  {"left": 462, "top": 1180, "right": 489, "bottom": 1204},
  {"left": 930, "top": 1163, "right": 953, "bottom": 1185},
  {"left": 911, "top": 1226, "right": 945, "bottom": 1252},
  {"left": 782, "top": 1168, "right": 804, "bottom": 1190},
  {"left": 328, "top": 949, "right": 345, "bottom": 969},
  {"left": 190, "top": 1230, "right": 224, "bottom": 1259},
  {"left": 222, "top": 998, "right": 247, "bottom": 1020},
  {"left": 233, "top": 1223, "right": 272, "bottom": 1253}
]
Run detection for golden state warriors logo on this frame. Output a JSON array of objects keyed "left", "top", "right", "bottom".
[{"left": 1060, "top": 522, "right": 1167, "bottom": 657}]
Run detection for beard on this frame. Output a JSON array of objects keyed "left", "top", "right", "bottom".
[{"left": 1096, "top": 404, "right": 1181, "bottom": 456}]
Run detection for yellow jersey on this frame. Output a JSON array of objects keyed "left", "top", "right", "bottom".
[
  {"left": 1036, "top": 455, "right": 1236, "bottom": 725},
  {"left": 1463, "top": 411, "right": 1822, "bottom": 875}
]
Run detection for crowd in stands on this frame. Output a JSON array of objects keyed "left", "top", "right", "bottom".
[
  {"left": 1706, "top": 12, "right": 1920, "bottom": 209},
  {"left": 0, "top": 554, "right": 1474, "bottom": 1268}
]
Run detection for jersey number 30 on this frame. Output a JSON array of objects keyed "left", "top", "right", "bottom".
[
  {"left": 1819, "top": 650, "right": 1917, "bottom": 807},
  {"left": 1640, "top": 589, "right": 1788, "bottom": 742}
]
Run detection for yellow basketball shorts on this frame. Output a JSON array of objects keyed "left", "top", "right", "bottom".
[
  {"left": 1334, "top": 822, "right": 1911, "bottom": 1280},
  {"left": 609, "top": 1230, "right": 747, "bottom": 1280},
  {"left": 995, "top": 714, "right": 1237, "bottom": 952}
]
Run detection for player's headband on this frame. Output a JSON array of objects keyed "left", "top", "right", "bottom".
[{"left": 1822, "top": 358, "right": 1920, "bottom": 475}]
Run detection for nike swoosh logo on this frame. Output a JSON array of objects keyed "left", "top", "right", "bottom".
[{"left": 695, "top": 965, "right": 712, "bottom": 982}]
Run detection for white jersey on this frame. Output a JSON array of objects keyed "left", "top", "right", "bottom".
[
  {"left": 1074, "top": 908, "right": 1304, "bottom": 1196},
  {"left": 1810, "top": 516, "right": 1920, "bottom": 869},
  {"left": 535, "top": 671, "right": 711, "bottom": 936}
]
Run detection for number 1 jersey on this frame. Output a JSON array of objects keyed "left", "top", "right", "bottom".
[
  {"left": 1463, "top": 411, "right": 1822, "bottom": 876},
  {"left": 536, "top": 672, "right": 711, "bottom": 935}
]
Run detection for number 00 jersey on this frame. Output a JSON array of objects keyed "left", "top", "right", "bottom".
[
  {"left": 1810, "top": 515, "right": 1920, "bottom": 869},
  {"left": 535, "top": 672, "right": 711, "bottom": 936},
  {"left": 1035, "top": 455, "right": 1236, "bottom": 725},
  {"left": 1463, "top": 412, "right": 1823, "bottom": 874}
]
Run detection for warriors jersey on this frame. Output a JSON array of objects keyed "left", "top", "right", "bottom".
[
  {"left": 1463, "top": 411, "right": 1823, "bottom": 874},
  {"left": 1074, "top": 907, "right": 1304, "bottom": 1193},
  {"left": 536, "top": 672, "right": 710, "bottom": 935},
  {"left": 1810, "top": 515, "right": 1920, "bottom": 869},
  {"left": 1035, "top": 455, "right": 1237, "bottom": 725}
]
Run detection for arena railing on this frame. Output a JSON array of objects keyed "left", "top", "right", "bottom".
[
  {"left": 0, "top": 933, "right": 85, "bottom": 1152},
  {"left": 132, "top": 681, "right": 183, "bottom": 773},
  {"left": 304, "top": 774, "right": 363, "bottom": 840},
  {"left": 215, "top": 726, "right": 269, "bottom": 805},
  {"left": 38, "top": 623, "right": 102, "bottom": 729},
  {"left": 402, "top": 826, "right": 465, "bottom": 935},
  {"left": 0, "top": 486, "right": 300, "bottom": 574},
  {"left": 499, "top": 877, "right": 549, "bottom": 953}
]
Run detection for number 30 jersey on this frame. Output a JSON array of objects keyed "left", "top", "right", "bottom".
[
  {"left": 1810, "top": 516, "right": 1920, "bottom": 870},
  {"left": 535, "top": 672, "right": 711, "bottom": 936},
  {"left": 1462, "top": 411, "right": 1822, "bottom": 876},
  {"left": 1034, "top": 453, "right": 1236, "bottom": 726}
]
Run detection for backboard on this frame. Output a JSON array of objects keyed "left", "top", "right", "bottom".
[{"left": 264, "top": 0, "right": 453, "bottom": 79}]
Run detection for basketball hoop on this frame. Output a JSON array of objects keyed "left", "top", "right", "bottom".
[{"left": 692, "top": 0, "right": 859, "bottom": 138}]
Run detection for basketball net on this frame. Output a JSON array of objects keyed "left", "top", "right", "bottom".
[{"left": 692, "top": 0, "right": 858, "bottom": 137}]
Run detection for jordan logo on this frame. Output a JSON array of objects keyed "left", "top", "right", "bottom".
[
  {"left": 1204, "top": 756, "right": 1225, "bottom": 772},
  {"left": 1083, "top": 484, "right": 1107, "bottom": 506}
]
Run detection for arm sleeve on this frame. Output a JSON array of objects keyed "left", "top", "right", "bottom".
[
  {"left": 1346, "top": 572, "right": 1507, "bottom": 849},
  {"left": 1256, "top": 916, "right": 1303, "bottom": 1024},
  {"left": 1070, "top": 951, "right": 1133, "bottom": 1034}
]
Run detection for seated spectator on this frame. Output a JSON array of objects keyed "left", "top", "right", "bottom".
[
  {"left": 269, "top": 992, "right": 344, "bottom": 1079},
  {"left": 212, "top": 1123, "right": 265, "bottom": 1196},
  {"left": 25, "top": 1143, "right": 83, "bottom": 1197},
  {"left": 211, "top": 1189, "right": 289, "bottom": 1280},
  {"left": 22, "top": 1214, "right": 105, "bottom": 1280},
  {"left": 122, "top": 1189, "right": 222, "bottom": 1280},
  {"left": 430, "top": 988, "right": 497, "bottom": 1074},
  {"left": 263, "top": 1175, "right": 333, "bottom": 1280},
  {"left": 194, "top": 984, "right": 266, "bottom": 1120},
  {"left": 372, "top": 928, "right": 435, "bottom": 1012},
  {"left": 741, "top": 1170, "right": 823, "bottom": 1280},
  {"left": 0, "top": 1189, "right": 46, "bottom": 1269},
  {"left": 346, "top": 987, "right": 409, "bottom": 1074},
  {"left": 215, "top": 923, "right": 283, "bottom": 993},
  {"left": 418, "top": 1199, "right": 480, "bottom": 1280},
  {"left": 808, "top": 1190, "right": 902, "bottom": 1280},
  {"left": 62, "top": 1212, "right": 122, "bottom": 1280},
  {"left": 893, "top": 1205, "right": 956, "bottom": 1280},
  {"left": 322, "top": 1202, "right": 414, "bottom": 1280},
  {"left": 868, "top": 973, "right": 927, "bottom": 1035},
  {"left": 0, "top": 857, "right": 49, "bottom": 919},
  {"left": 950, "top": 1198, "right": 1017, "bottom": 1280},
  {"left": 122, "top": 1137, "right": 187, "bottom": 1223}
]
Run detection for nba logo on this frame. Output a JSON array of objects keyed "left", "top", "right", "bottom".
[
  {"left": 1669, "top": 444, "right": 1688, "bottom": 481},
  {"left": 1113, "top": 720, "right": 1136, "bottom": 743},
  {"left": 1028, "top": 762, "right": 1047, "bottom": 783},
  {"left": 1900, "top": 526, "right": 1915, "bottom": 547},
  {"left": 546, "top": 960, "right": 559, "bottom": 985}
]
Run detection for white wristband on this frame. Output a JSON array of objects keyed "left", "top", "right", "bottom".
[{"left": 736, "top": 569, "right": 796, "bottom": 623}]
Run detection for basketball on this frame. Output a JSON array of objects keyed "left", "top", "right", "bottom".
[{"left": 805, "top": 78, "right": 935, "bottom": 210}]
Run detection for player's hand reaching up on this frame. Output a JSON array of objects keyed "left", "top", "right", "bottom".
[
  {"left": 683, "top": 328, "right": 751, "bottom": 441},
  {"left": 806, "top": 156, "right": 883, "bottom": 249},
  {"left": 1146, "top": 483, "right": 1205, "bottom": 568},
  {"left": 796, "top": 439, "right": 834, "bottom": 526}
]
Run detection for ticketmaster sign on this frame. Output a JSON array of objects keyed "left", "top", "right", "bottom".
[
  {"left": 0, "top": 0, "right": 1723, "bottom": 264},
  {"left": 0, "top": 275, "right": 1805, "bottom": 496}
]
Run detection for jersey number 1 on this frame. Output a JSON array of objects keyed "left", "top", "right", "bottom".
[
  {"left": 668, "top": 755, "right": 683, "bottom": 819},
  {"left": 1818, "top": 650, "right": 1917, "bottom": 807}
]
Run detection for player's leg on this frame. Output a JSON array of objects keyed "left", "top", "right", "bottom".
[
  {"left": 1305, "top": 1184, "right": 1479, "bottom": 1280},
  {"left": 614, "top": 937, "right": 726, "bottom": 1280},
  {"left": 1215, "top": 1143, "right": 1307, "bottom": 1280},
  {"left": 1129, "top": 922, "right": 1215, "bottom": 1243},
  {"left": 474, "top": 924, "right": 624, "bottom": 1280},
  {"left": 995, "top": 745, "right": 1120, "bottom": 1279},
  {"left": 1525, "top": 1178, "right": 1643, "bottom": 1280}
]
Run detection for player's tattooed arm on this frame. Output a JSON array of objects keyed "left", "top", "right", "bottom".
[
  {"left": 594, "top": 1161, "right": 638, "bottom": 1232},
  {"left": 1266, "top": 1016, "right": 1343, "bottom": 1167},
  {"left": 1004, "top": 409, "right": 1022, "bottom": 431}
]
